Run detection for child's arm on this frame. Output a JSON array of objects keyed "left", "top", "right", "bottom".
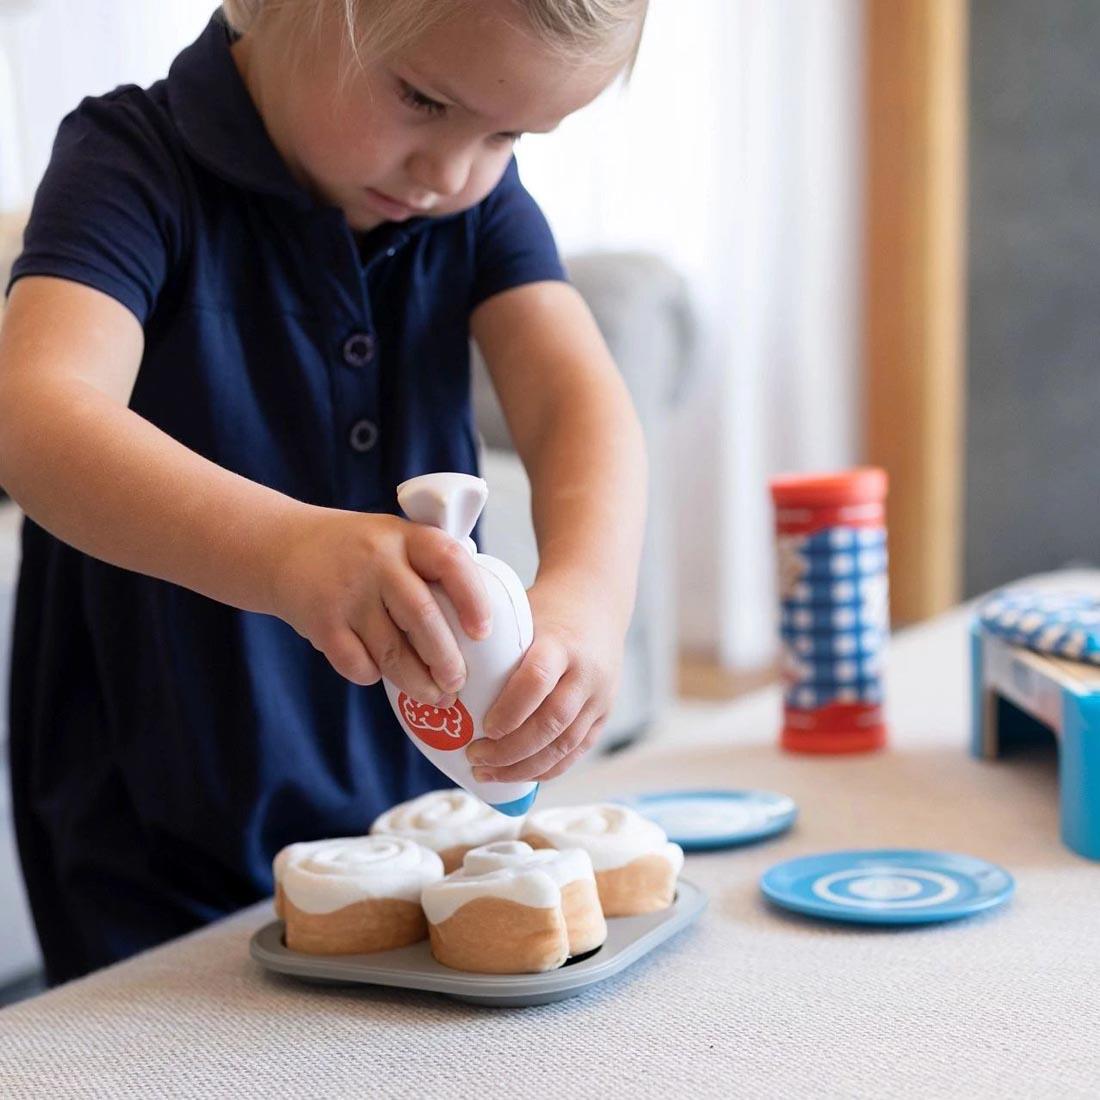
[
  {"left": 0, "top": 276, "right": 489, "bottom": 702},
  {"left": 466, "top": 280, "right": 648, "bottom": 781}
]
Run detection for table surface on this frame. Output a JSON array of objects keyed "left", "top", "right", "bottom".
[{"left": 2, "top": 576, "right": 1099, "bottom": 1099}]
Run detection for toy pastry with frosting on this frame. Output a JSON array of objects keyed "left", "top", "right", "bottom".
[
  {"left": 522, "top": 803, "right": 685, "bottom": 917},
  {"left": 272, "top": 835, "right": 359, "bottom": 921},
  {"left": 274, "top": 836, "right": 443, "bottom": 955},
  {"left": 421, "top": 840, "right": 606, "bottom": 973},
  {"left": 369, "top": 788, "right": 523, "bottom": 873}
]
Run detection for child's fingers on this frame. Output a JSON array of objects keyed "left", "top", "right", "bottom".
[
  {"left": 470, "top": 702, "right": 598, "bottom": 782},
  {"left": 469, "top": 670, "right": 585, "bottom": 771},
  {"left": 469, "top": 682, "right": 587, "bottom": 769},
  {"left": 380, "top": 572, "right": 467, "bottom": 695},
  {"left": 481, "top": 637, "right": 570, "bottom": 740},
  {"left": 534, "top": 719, "right": 604, "bottom": 781},
  {"left": 358, "top": 607, "right": 447, "bottom": 704},
  {"left": 405, "top": 527, "right": 492, "bottom": 641},
  {"left": 319, "top": 625, "right": 382, "bottom": 686}
]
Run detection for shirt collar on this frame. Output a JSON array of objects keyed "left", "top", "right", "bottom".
[{"left": 165, "top": 12, "right": 314, "bottom": 208}]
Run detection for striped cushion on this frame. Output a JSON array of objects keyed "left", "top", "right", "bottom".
[{"left": 979, "top": 587, "right": 1100, "bottom": 664}]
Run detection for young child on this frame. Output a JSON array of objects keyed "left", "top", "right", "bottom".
[{"left": 0, "top": 0, "right": 648, "bottom": 984}]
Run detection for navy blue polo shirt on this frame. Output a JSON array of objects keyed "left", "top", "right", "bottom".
[{"left": 6, "top": 12, "right": 565, "bottom": 983}]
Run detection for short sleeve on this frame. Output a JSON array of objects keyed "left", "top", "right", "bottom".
[
  {"left": 469, "top": 157, "right": 567, "bottom": 309},
  {"left": 6, "top": 89, "right": 185, "bottom": 325}
]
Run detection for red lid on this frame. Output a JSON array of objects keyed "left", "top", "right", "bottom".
[{"left": 769, "top": 467, "right": 887, "bottom": 508}]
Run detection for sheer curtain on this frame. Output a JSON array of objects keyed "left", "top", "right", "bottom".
[
  {"left": 0, "top": 0, "right": 213, "bottom": 207},
  {"left": 518, "top": 0, "right": 863, "bottom": 668}
]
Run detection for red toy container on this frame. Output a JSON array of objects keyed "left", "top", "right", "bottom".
[{"left": 770, "top": 468, "right": 890, "bottom": 753}]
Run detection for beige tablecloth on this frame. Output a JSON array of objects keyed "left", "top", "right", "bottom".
[{"left": 2, "top": 592, "right": 1099, "bottom": 1099}]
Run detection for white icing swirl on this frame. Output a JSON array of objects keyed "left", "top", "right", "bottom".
[
  {"left": 276, "top": 835, "right": 443, "bottom": 914},
  {"left": 420, "top": 840, "right": 594, "bottom": 925},
  {"left": 274, "top": 835, "right": 357, "bottom": 887},
  {"left": 370, "top": 789, "right": 523, "bottom": 852},
  {"left": 524, "top": 803, "right": 686, "bottom": 873}
]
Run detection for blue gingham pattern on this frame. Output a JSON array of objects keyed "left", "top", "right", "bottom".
[
  {"left": 778, "top": 526, "right": 889, "bottom": 709},
  {"left": 978, "top": 587, "right": 1100, "bottom": 665}
]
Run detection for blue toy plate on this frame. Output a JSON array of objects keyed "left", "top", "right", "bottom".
[
  {"left": 622, "top": 790, "right": 797, "bottom": 851},
  {"left": 760, "top": 849, "right": 1015, "bottom": 925}
]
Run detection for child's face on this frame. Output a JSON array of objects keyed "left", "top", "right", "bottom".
[{"left": 237, "top": 1, "right": 624, "bottom": 231}]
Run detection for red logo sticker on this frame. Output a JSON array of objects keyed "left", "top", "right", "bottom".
[{"left": 397, "top": 693, "right": 474, "bottom": 751}]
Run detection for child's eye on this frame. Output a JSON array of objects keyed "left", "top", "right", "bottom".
[{"left": 398, "top": 80, "right": 447, "bottom": 117}]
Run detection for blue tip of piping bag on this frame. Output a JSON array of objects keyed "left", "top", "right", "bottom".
[{"left": 489, "top": 785, "right": 539, "bottom": 818}]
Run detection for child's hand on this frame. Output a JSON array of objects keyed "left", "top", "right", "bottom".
[
  {"left": 463, "top": 577, "right": 625, "bottom": 783},
  {"left": 270, "top": 507, "right": 492, "bottom": 702}
]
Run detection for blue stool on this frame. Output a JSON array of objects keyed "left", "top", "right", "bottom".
[{"left": 970, "top": 621, "right": 1100, "bottom": 860}]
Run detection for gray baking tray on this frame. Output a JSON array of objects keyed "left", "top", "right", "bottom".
[{"left": 250, "top": 877, "right": 708, "bottom": 1007}]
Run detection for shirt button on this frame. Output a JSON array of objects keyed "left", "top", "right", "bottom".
[
  {"left": 343, "top": 332, "right": 375, "bottom": 368},
  {"left": 349, "top": 418, "right": 379, "bottom": 453}
]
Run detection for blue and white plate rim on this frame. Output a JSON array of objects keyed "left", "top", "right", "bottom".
[
  {"left": 617, "top": 788, "right": 799, "bottom": 850},
  {"left": 759, "top": 847, "right": 1016, "bottom": 924}
]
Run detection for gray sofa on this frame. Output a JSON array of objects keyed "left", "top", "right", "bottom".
[{"left": 0, "top": 248, "right": 695, "bottom": 987}]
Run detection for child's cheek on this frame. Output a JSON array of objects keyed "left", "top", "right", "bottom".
[
  {"left": 442, "top": 150, "right": 516, "bottom": 214},
  {"left": 284, "top": 90, "right": 345, "bottom": 165},
  {"left": 297, "top": 103, "right": 382, "bottom": 184}
]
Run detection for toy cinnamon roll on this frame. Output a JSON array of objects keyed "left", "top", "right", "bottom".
[
  {"left": 522, "top": 803, "right": 685, "bottom": 917},
  {"left": 274, "top": 836, "right": 443, "bottom": 955},
  {"left": 273, "top": 835, "right": 359, "bottom": 920},
  {"left": 370, "top": 788, "right": 523, "bottom": 873},
  {"left": 421, "top": 840, "right": 606, "bottom": 973}
]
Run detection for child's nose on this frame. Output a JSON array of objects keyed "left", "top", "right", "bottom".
[{"left": 407, "top": 147, "right": 472, "bottom": 200}]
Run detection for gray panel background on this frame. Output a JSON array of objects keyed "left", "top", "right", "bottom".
[{"left": 965, "top": 0, "right": 1100, "bottom": 595}]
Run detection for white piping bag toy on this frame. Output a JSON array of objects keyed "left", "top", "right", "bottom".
[{"left": 382, "top": 472, "right": 538, "bottom": 817}]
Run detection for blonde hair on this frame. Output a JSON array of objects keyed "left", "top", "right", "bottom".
[{"left": 221, "top": 0, "right": 646, "bottom": 72}]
